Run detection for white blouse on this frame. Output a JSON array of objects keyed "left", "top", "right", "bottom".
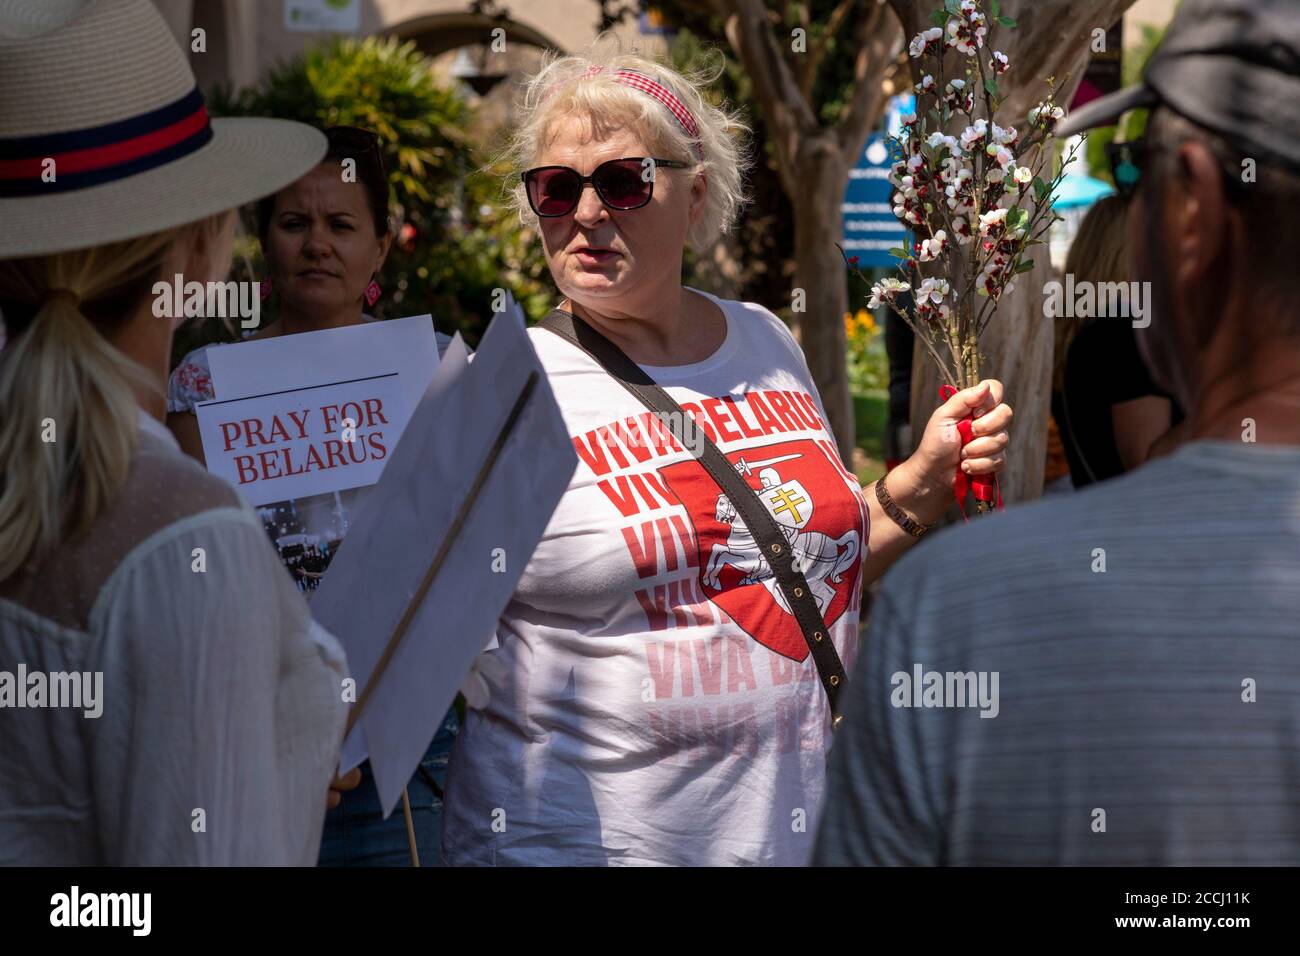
[{"left": 0, "top": 413, "right": 348, "bottom": 864}]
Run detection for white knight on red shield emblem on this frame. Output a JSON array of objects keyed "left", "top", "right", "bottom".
[{"left": 659, "top": 438, "right": 866, "bottom": 662}]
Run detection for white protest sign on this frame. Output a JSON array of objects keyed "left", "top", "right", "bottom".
[
  {"left": 206, "top": 314, "right": 438, "bottom": 416},
  {"left": 196, "top": 315, "right": 439, "bottom": 508},
  {"left": 195, "top": 372, "right": 405, "bottom": 507},
  {"left": 313, "top": 312, "right": 577, "bottom": 818}
]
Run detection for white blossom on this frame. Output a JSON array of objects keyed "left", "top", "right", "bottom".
[
  {"left": 959, "top": 119, "right": 988, "bottom": 151},
  {"left": 908, "top": 27, "right": 943, "bottom": 59},
  {"left": 1029, "top": 102, "right": 1065, "bottom": 127},
  {"left": 893, "top": 189, "right": 923, "bottom": 225},
  {"left": 941, "top": 159, "right": 969, "bottom": 184},
  {"left": 946, "top": 8, "right": 987, "bottom": 55},
  {"left": 868, "top": 277, "right": 910, "bottom": 309},
  {"left": 916, "top": 277, "right": 950, "bottom": 306},
  {"left": 944, "top": 167, "right": 974, "bottom": 209},
  {"left": 926, "top": 131, "right": 958, "bottom": 153},
  {"left": 979, "top": 207, "right": 1009, "bottom": 236},
  {"left": 918, "top": 230, "right": 948, "bottom": 262},
  {"left": 945, "top": 79, "right": 975, "bottom": 113}
]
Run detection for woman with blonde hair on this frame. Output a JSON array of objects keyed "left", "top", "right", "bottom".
[
  {"left": 440, "top": 42, "right": 1014, "bottom": 866},
  {"left": 165, "top": 122, "right": 460, "bottom": 867},
  {"left": 1051, "top": 194, "right": 1181, "bottom": 487},
  {"left": 0, "top": 0, "right": 349, "bottom": 864}
]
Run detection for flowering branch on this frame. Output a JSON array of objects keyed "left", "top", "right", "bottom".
[{"left": 847, "top": 0, "right": 1071, "bottom": 393}]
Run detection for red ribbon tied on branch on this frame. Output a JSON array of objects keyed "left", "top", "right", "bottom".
[{"left": 938, "top": 384, "right": 1004, "bottom": 520}]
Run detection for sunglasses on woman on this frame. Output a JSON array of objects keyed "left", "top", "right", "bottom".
[
  {"left": 523, "top": 157, "right": 689, "bottom": 217},
  {"left": 1106, "top": 137, "right": 1250, "bottom": 203},
  {"left": 1106, "top": 139, "right": 1146, "bottom": 201}
]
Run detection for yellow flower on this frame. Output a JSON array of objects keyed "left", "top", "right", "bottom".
[{"left": 846, "top": 309, "right": 881, "bottom": 344}]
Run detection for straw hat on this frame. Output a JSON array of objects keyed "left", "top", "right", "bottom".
[{"left": 0, "top": 0, "right": 328, "bottom": 258}]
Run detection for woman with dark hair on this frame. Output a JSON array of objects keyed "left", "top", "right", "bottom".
[
  {"left": 1050, "top": 195, "right": 1182, "bottom": 488},
  {"left": 165, "top": 126, "right": 458, "bottom": 867},
  {"left": 167, "top": 126, "right": 415, "bottom": 453}
]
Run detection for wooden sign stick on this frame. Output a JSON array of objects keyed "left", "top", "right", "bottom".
[{"left": 340, "top": 371, "right": 539, "bottom": 864}]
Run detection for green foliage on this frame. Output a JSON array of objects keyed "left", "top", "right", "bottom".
[
  {"left": 216, "top": 35, "right": 475, "bottom": 213},
  {"left": 194, "top": 35, "right": 549, "bottom": 360},
  {"left": 426, "top": 161, "right": 554, "bottom": 328},
  {"left": 852, "top": 391, "right": 888, "bottom": 483},
  {"left": 844, "top": 307, "right": 889, "bottom": 394},
  {"left": 1085, "top": 22, "right": 1168, "bottom": 182}
]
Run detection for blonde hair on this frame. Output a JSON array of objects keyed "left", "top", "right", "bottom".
[
  {"left": 0, "top": 214, "right": 231, "bottom": 581},
  {"left": 503, "top": 37, "right": 750, "bottom": 252},
  {"left": 1054, "top": 195, "right": 1130, "bottom": 392}
]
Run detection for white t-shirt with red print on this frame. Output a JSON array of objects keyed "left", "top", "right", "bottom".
[{"left": 441, "top": 289, "right": 870, "bottom": 866}]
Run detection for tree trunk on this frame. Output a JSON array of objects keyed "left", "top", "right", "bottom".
[
  {"left": 792, "top": 135, "right": 855, "bottom": 464},
  {"left": 709, "top": 0, "right": 903, "bottom": 468}
]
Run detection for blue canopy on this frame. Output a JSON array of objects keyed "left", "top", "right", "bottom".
[{"left": 1053, "top": 174, "right": 1115, "bottom": 210}]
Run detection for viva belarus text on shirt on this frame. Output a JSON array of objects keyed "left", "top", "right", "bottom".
[{"left": 441, "top": 289, "right": 870, "bottom": 866}]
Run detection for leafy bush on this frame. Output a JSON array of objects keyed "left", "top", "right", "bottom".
[{"left": 179, "top": 35, "right": 550, "bottom": 365}]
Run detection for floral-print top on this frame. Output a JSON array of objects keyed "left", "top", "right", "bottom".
[
  {"left": 167, "top": 347, "right": 219, "bottom": 413},
  {"left": 166, "top": 318, "right": 273, "bottom": 415}
]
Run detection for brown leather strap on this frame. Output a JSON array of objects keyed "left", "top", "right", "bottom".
[{"left": 539, "top": 309, "right": 848, "bottom": 724}]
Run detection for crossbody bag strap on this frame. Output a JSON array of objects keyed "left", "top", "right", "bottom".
[{"left": 539, "top": 309, "right": 848, "bottom": 723}]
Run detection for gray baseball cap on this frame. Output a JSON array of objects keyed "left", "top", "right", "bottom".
[{"left": 1057, "top": 0, "right": 1300, "bottom": 174}]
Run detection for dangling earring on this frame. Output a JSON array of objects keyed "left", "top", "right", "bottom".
[
  {"left": 259, "top": 276, "right": 272, "bottom": 301},
  {"left": 364, "top": 278, "right": 382, "bottom": 308}
]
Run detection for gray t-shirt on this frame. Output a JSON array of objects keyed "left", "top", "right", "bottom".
[{"left": 814, "top": 440, "right": 1300, "bottom": 866}]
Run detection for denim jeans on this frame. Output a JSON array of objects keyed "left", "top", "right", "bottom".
[{"left": 318, "top": 707, "right": 460, "bottom": 866}]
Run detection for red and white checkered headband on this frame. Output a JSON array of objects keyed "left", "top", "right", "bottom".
[{"left": 544, "top": 66, "right": 704, "bottom": 161}]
